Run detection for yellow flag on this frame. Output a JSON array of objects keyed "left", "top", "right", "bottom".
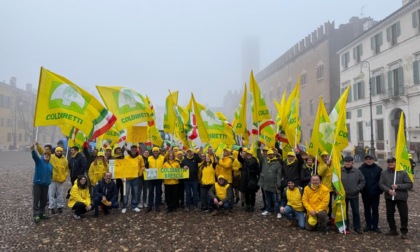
[
  {"left": 60, "top": 125, "right": 86, "bottom": 149},
  {"left": 308, "top": 97, "right": 329, "bottom": 158},
  {"left": 192, "top": 94, "right": 235, "bottom": 149},
  {"left": 164, "top": 91, "right": 178, "bottom": 135},
  {"left": 233, "top": 84, "right": 247, "bottom": 135},
  {"left": 145, "top": 96, "right": 163, "bottom": 147},
  {"left": 331, "top": 86, "right": 350, "bottom": 151},
  {"left": 259, "top": 119, "right": 276, "bottom": 148},
  {"left": 250, "top": 71, "right": 271, "bottom": 123},
  {"left": 395, "top": 112, "right": 414, "bottom": 182},
  {"left": 174, "top": 105, "right": 190, "bottom": 149},
  {"left": 34, "top": 67, "right": 116, "bottom": 140},
  {"left": 284, "top": 79, "right": 301, "bottom": 147},
  {"left": 96, "top": 86, "right": 153, "bottom": 130},
  {"left": 274, "top": 91, "right": 286, "bottom": 133},
  {"left": 331, "top": 145, "right": 347, "bottom": 233},
  {"left": 96, "top": 125, "right": 121, "bottom": 149}
]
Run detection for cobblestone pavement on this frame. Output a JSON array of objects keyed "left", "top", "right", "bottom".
[{"left": 0, "top": 151, "right": 419, "bottom": 251}]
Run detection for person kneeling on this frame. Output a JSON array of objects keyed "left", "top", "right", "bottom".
[
  {"left": 209, "top": 175, "right": 232, "bottom": 216},
  {"left": 302, "top": 175, "right": 330, "bottom": 233},
  {"left": 280, "top": 180, "right": 305, "bottom": 229},
  {"left": 93, "top": 172, "right": 119, "bottom": 217},
  {"left": 68, "top": 175, "right": 93, "bottom": 219}
]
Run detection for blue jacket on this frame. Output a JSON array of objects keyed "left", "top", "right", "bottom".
[{"left": 32, "top": 150, "right": 52, "bottom": 186}]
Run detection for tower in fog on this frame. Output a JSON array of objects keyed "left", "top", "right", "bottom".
[{"left": 241, "top": 37, "right": 260, "bottom": 85}]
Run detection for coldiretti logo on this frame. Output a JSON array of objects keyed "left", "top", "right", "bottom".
[
  {"left": 114, "top": 88, "right": 146, "bottom": 114},
  {"left": 49, "top": 81, "right": 88, "bottom": 114}
]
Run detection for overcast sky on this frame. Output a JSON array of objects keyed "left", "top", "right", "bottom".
[{"left": 1, "top": 0, "right": 402, "bottom": 109}]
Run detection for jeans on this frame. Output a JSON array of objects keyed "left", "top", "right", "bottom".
[
  {"left": 385, "top": 199, "right": 408, "bottom": 234},
  {"left": 48, "top": 181, "right": 64, "bottom": 209},
  {"left": 93, "top": 197, "right": 119, "bottom": 215},
  {"left": 362, "top": 193, "right": 380, "bottom": 229},
  {"left": 136, "top": 176, "right": 148, "bottom": 205},
  {"left": 184, "top": 180, "right": 198, "bottom": 208},
  {"left": 148, "top": 180, "right": 163, "bottom": 209},
  {"left": 284, "top": 205, "right": 305, "bottom": 229},
  {"left": 212, "top": 201, "right": 230, "bottom": 210},
  {"left": 33, "top": 184, "right": 49, "bottom": 217},
  {"left": 123, "top": 178, "right": 139, "bottom": 209},
  {"left": 264, "top": 190, "right": 279, "bottom": 214},
  {"left": 200, "top": 185, "right": 212, "bottom": 210},
  {"left": 345, "top": 196, "right": 361, "bottom": 230}
]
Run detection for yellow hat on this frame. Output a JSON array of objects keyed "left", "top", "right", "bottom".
[
  {"left": 267, "top": 149, "right": 274, "bottom": 155},
  {"left": 308, "top": 215, "right": 317, "bottom": 227},
  {"left": 152, "top": 147, "right": 160, "bottom": 152},
  {"left": 105, "top": 147, "right": 112, "bottom": 151},
  {"left": 186, "top": 148, "right": 194, "bottom": 152},
  {"left": 97, "top": 152, "right": 105, "bottom": 157},
  {"left": 217, "top": 175, "right": 225, "bottom": 180},
  {"left": 321, "top": 151, "right": 329, "bottom": 156},
  {"left": 223, "top": 148, "right": 231, "bottom": 152},
  {"left": 263, "top": 147, "right": 269, "bottom": 151},
  {"left": 176, "top": 151, "right": 184, "bottom": 156},
  {"left": 173, "top": 147, "right": 179, "bottom": 151},
  {"left": 287, "top": 152, "right": 296, "bottom": 157},
  {"left": 242, "top": 148, "right": 249, "bottom": 153},
  {"left": 408, "top": 154, "right": 412, "bottom": 159},
  {"left": 55, "top": 147, "right": 63, "bottom": 152}
]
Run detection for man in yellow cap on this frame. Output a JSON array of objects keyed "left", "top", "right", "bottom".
[
  {"left": 146, "top": 147, "right": 165, "bottom": 212},
  {"left": 122, "top": 145, "right": 145, "bottom": 214},
  {"left": 317, "top": 151, "right": 333, "bottom": 218},
  {"left": 181, "top": 148, "right": 202, "bottom": 211},
  {"left": 216, "top": 148, "right": 234, "bottom": 211},
  {"left": 48, "top": 146, "right": 68, "bottom": 214},
  {"left": 209, "top": 175, "right": 232, "bottom": 215}
]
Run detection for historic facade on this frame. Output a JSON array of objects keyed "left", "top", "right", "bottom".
[{"left": 338, "top": 0, "right": 420, "bottom": 160}]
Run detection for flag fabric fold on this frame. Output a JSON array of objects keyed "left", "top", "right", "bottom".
[
  {"left": 395, "top": 112, "right": 414, "bottom": 182},
  {"left": 34, "top": 67, "right": 116, "bottom": 140}
]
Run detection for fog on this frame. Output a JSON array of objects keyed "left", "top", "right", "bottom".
[{"left": 0, "top": 0, "right": 401, "bottom": 108}]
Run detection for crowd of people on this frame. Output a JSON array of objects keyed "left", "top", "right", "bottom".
[{"left": 30, "top": 141, "right": 413, "bottom": 239}]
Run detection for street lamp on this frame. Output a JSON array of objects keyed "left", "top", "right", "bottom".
[{"left": 360, "top": 60, "right": 376, "bottom": 160}]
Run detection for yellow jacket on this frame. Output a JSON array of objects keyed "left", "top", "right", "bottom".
[
  {"left": 285, "top": 187, "right": 305, "bottom": 212},
  {"left": 216, "top": 156, "right": 233, "bottom": 183},
  {"left": 50, "top": 154, "right": 68, "bottom": 183},
  {"left": 317, "top": 162, "right": 333, "bottom": 192},
  {"left": 200, "top": 163, "right": 216, "bottom": 186},
  {"left": 124, "top": 154, "right": 145, "bottom": 179},
  {"left": 148, "top": 155, "right": 165, "bottom": 169},
  {"left": 163, "top": 160, "right": 180, "bottom": 185},
  {"left": 68, "top": 183, "right": 91, "bottom": 208},
  {"left": 215, "top": 183, "right": 230, "bottom": 200},
  {"left": 88, "top": 161, "right": 108, "bottom": 186},
  {"left": 302, "top": 184, "right": 330, "bottom": 215}
]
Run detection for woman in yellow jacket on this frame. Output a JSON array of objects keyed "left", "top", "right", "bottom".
[
  {"left": 68, "top": 175, "right": 92, "bottom": 219},
  {"left": 163, "top": 151, "right": 180, "bottom": 213},
  {"left": 199, "top": 155, "right": 216, "bottom": 212},
  {"left": 88, "top": 152, "right": 108, "bottom": 187}
]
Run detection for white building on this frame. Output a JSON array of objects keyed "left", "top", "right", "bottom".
[{"left": 338, "top": 0, "right": 420, "bottom": 160}]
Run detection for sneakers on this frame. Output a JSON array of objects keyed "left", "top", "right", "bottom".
[
  {"left": 132, "top": 207, "right": 141, "bottom": 213},
  {"left": 385, "top": 230, "right": 399, "bottom": 236},
  {"left": 138, "top": 203, "right": 143, "bottom": 209},
  {"left": 276, "top": 213, "right": 282, "bottom": 219},
  {"left": 57, "top": 208, "right": 63, "bottom": 214},
  {"left": 261, "top": 210, "right": 271, "bottom": 216},
  {"left": 40, "top": 213, "right": 49, "bottom": 219},
  {"left": 73, "top": 214, "right": 81, "bottom": 220},
  {"left": 194, "top": 207, "right": 200, "bottom": 212},
  {"left": 143, "top": 203, "right": 148, "bottom": 208},
  {"left": 354, "top": 229, "right": 363, "bottom": 234},
  {"left": 50, "top": 209, "right": 56, "bottom": 215},
  {"left": 401, "top": 233, "right": 408, "bottom": 239},
  {"left": 184, "top": 208, "right": 190, "bottom": 212},
  {"left": 363, "top": 227, "right": 371, "bottom": 232},
  {"left": 286, "top": 220, "right": 294, "bottom": 227},
  {"left": 121, "top": 208, "right": 127, "bottom": 214},
  {"left": 34, "top": 216, "right": 40, "bottom": 223}
]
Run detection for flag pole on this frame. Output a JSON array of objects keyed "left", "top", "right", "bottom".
[
  {"left": 340, "top": 202, "right": 346, "bottom": 235},
  {"left": 295, "top": 127, "right": 298, "bottom": 149},
  {"left": 392, "top": 170, "right": 397, "bottom": 201},
  {"left": 314, "top": 155, "right": 318, "bottom": 175}
]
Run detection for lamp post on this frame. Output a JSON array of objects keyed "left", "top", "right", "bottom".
[{"left": 360, "top": 60, "right": 376, "bottom": 160}]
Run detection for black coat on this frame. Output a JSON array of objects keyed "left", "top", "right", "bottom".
[
  {"left": 69, "top": 152, "right": 87, "bottom": 179},
  {"left": 359, "top": 163, "right": 383, "bottom": 196},
  {"left": 238, "top": 150, "right": 260, "bottom": 193},
  {"left": 93, "top": 179, "right": 118, "bottom": 202},
  {"left": 180, "top": 153, "right": 202, "bottom": 181}
]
